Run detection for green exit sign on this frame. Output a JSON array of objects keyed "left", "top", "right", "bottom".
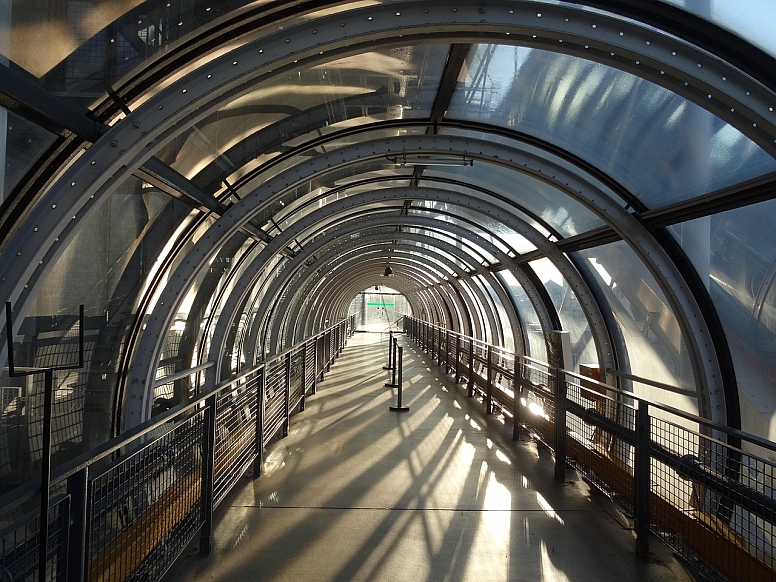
[{"left": 367, "top": 302, "right": 394, "bottom": 306}]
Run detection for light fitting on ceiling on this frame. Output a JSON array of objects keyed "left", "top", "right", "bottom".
[
  {"left": 384, "top": 266, "right": 393, "bottom": 276},
  {"left": 385, "top": 154, "right": 474, "bottom": 167}
]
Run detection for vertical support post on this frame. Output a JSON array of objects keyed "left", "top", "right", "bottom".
[
  {"left": 467, "top": 340, "right": 474, "bottom": 397},
  {"left": 66, "top": 466, "right": 89, "bottom": 582},
  {"left": 389, "top": 346, "right": 409, "bottom": 412},
  {"left": 253, "top": 368, "right": 266, "bottom": 477},
  {"left": 455, "top": 335, "right": 461, "bottom": 383},
  {"left": 38, "top": 369, "right": 54, "bottom": 582},
  {"left": 486, "top": 345, "right": 493, "bottom": 414},
  {"left": 445, "top": 330, "right": 451, "bottom": 373},
  {"left": 512, "top": 356, "right": 522, "bottom": 440},
  {"left": 635, "top": 401, "right": 651, "bottom": 559},
  {"left": 384, "top": 331, "right": 394, "bottom": 370},
  {"left": 312, "top": 339, "right": 319, "bottom": 393},
  {"left": 283, "top": 352, "right": 291, "bottom": 437},
  {"left": 200, "top": 393, "right": 217, "bottom": 555},
  {"left": 325, "top": 331, "right": 331, "bottom": 372},
  {"left": 300, "top": 345, "right": 307, "bottom": 412},
  {"left": 554, "top": 368, "right": 567, "bottom": 482},
  {"left": 437, "top": 327, "right": 443, "bottom": 367}
]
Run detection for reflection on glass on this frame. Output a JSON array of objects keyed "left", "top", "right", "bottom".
[
  {"left": 499, "top": 270, "right": 547, "bottom": 362},
  {"left": 421, "top": 165, "right": 603, "bottom": 238},
  {"left": 528, "top": 258, "right": 596, "bottom": 371},
  {"left": 670, "top": 202, "right": 776, "bottom": 438},
  {"left": 0, "top": 176, "right": 189, "bottom": 487},
  {"left": 447, "top": 45, "right": 776, "bottom": 208},
  {"left": 1, "top": 109, "right": 58, "bottom": 200},
  {"left": 575, "top": 243, "right": 698, "bottom": 415},
  {"left": 156, "top": 44, "right": 447, "bottom": 182}
]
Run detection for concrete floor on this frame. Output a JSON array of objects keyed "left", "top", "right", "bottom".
[{"left": 163, "top": 332, "right": 693, "bottom": 582}]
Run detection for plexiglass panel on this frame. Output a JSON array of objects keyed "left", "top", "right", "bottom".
[
  {"left": 421, "top": 164, "right": 604, "bottom": 238},
  {"left": 529, "top": 258, "right": 596, "bottom": 371},
  {"left": 498, "top": 270, "right": 547, "bottom": 362},
  {"left": 2, "top": 1, "right": 266, "bottom": 110},
  {"left": 0, "top": 176, "right": 190, "bottom": 487},
  {"left": 447, "top": 45, "right": 776, "bottom": 208},
  {"left": 669, "top": 202, "right": 776, "bottom": 439},
  {"left": 161, "top": 44, "right": 448, "bottom": 180},
  {"left": 574, "top": 243, "right": 698, "bottom": 415},
  {"left": 1, "top": 109, "right": 58, "bottom": 199}
]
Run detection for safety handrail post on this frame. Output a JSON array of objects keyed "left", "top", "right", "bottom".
[
  {"left": 66, "top": 466, "right": 89, "bottom": 582},
  {"left": 300, "top": 343, "right": 307, "bottom": 412},
  {"left": 437, "top": 327, "right": 443, "bottom": 367},
  {"left": 467, "top": 339, "right": 474, "bottom": 397},
  {"left": 200, "top": 393, "right": 218, "bottom": 555},
  {"left": 253, "top": 368, "right": 266, "bottom": 478},
  {"left": 455, "top": 335, "right": 461, "bottom": 383},
  {"left": 486, "top": 345, "right": 494, "bottom": 414},
  {"left": 635, "top": 401, "right": 651, "bottom": 559},
  {"left": 554, "top": 368, "right": 567, "bottom": 481},
  {"left": 512, "top": 356, "right": 522, "bottom": 440},
  {"left": 445, "top": 330, "right": 451, "bottom": 373},
  {"left": 283, "top": 351, "right": 292, "bottom": 436}
]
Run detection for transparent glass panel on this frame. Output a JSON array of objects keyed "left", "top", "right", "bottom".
[
  {"left": 160, "top": 44, "right": 448, "bottom": 181},
  {"left": 447, "top": 45, "right": 776, "bottom": 208},
  {"left": 2, "top": 1, "right": 266, "bottom": 110},
  {"left": 404, "top": 226, "right": 496, "bottom": 265},
  {"left": 477, "top": 274, "right": 515, "bottom": 351},
  {"left": 0, "top": 176, "right": 190, "bottom": 486},
  {"left": 529, "top": 258, "right": 596, "bottom": 371},
  {"left": 669, "top": 202, "right": 776, "bottom": 439},
  {"left": 421, "top": 164, "right": 603, "bottom": 238},
  {"left": 658, "top": 0, "right": 776, "bottom": 61},
  {"left": 574, "top": 243, "right": 698, "bottom": 415},
  {"left": 409, "top": 205, "right": 537, "bottom": 255},
  {"left": 498, "top": 270, "right": 547, "bottom": 362},
  {"left": 1, "top": 109, "right": 58, "bottom": 200}
]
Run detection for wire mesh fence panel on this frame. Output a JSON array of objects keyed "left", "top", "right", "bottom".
[
  {"left": 305, "top": 341, "right": 316, "bottom": 393},
  {"left": 214, "top": 374, "right": 260, "bottom": 507},
  {"left": 0, "top": 495, "right": 70, "bottom": 582},
  {"left": 565, "top": 379, "right": 636, "bottom": 511},
  {"left": 490, "top": 349, "right": 515, "bottom": 417},
  {"left": 263, "top": 359, "right": 286, "bottom": 445},
  {"left": 517, "top": 363, "right": 555, "bottom": 446},
  {"left": 87, "top": 412, "right": 204, "bottom": 582},
  {"left": 649, "top": 416, "right": 776, "bottom": 582},
  {"left": 289, "top": 349, "right": 304, "bottom": 410}
]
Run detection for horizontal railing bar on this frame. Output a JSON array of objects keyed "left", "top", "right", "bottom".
[
  {"left": 604, "top": 368, "right": 697, "bottom": 399},
  {"left": 153, "top": 361, "right": 215, "bottom": 388}
]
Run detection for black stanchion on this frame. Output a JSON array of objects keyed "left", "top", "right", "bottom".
[
  {"left": 385, "top": 337, "right": 399, "bottom": 387},
  {"left": 383, "top": 331, "right": 394, "bottom": 370},
  {"left": 389, "top": 346, "right": 409, "bottom": 412}
]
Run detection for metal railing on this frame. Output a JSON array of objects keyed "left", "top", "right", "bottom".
[
  {"left": 0, "top": 315, "right": 355, "bottom": 582},
  {"left": 404, "top": 316, "right": 776, "bottom": 582}
]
